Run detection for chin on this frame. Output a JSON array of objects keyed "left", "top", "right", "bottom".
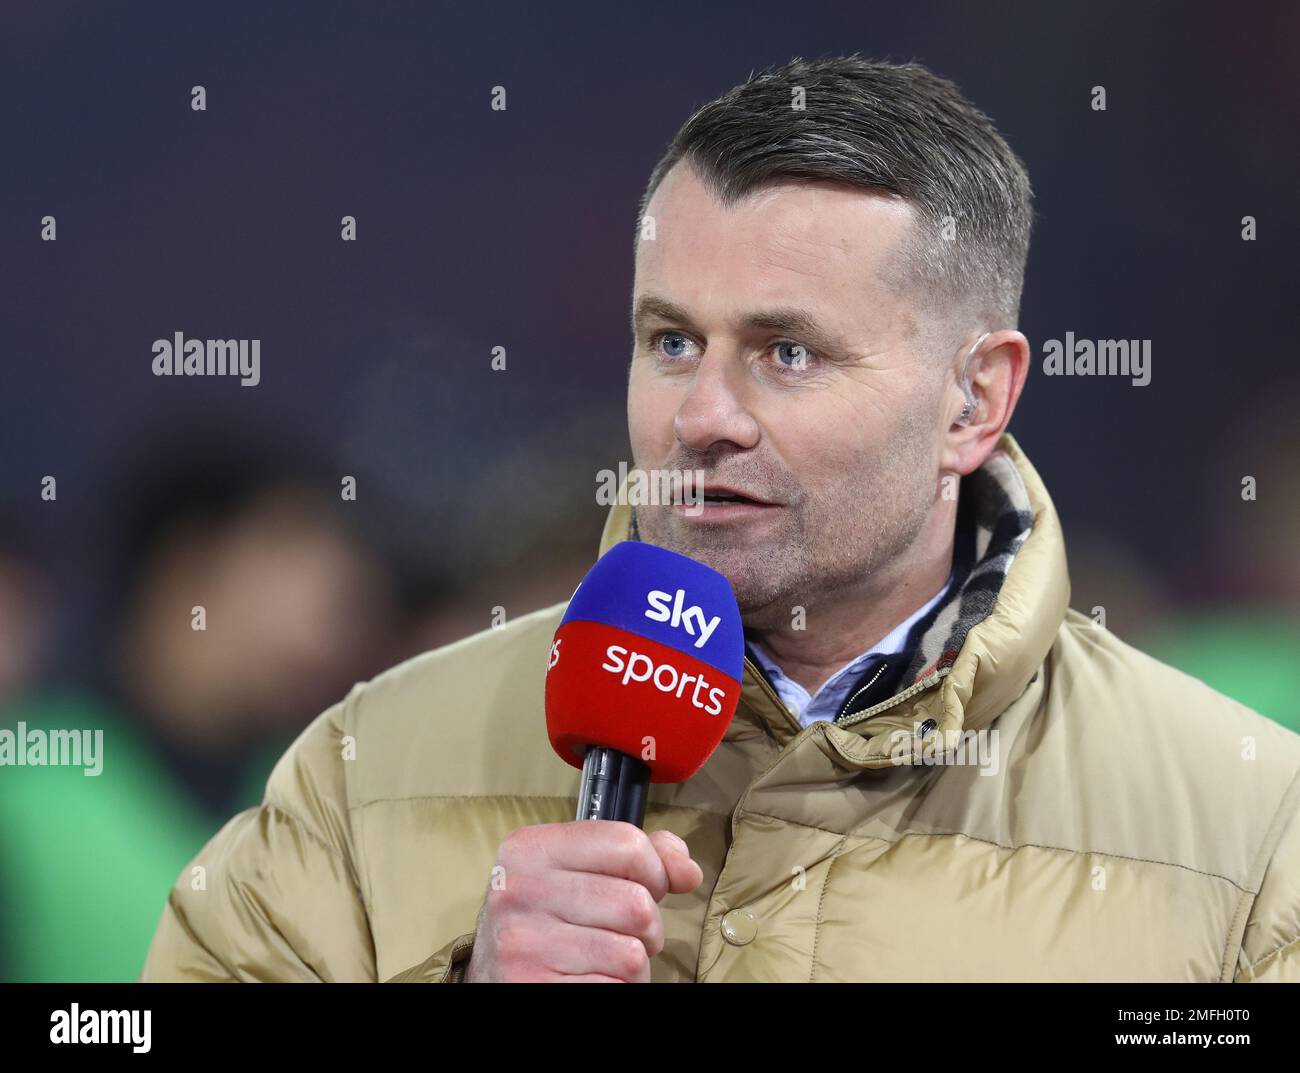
[
  {"left": 638, "top": 519, "right": 789, "bottom": 602},
  {"left": 682, "top": 549, "right": 781, "bottom": 611}
]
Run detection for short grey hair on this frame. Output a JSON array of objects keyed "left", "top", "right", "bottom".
[{"left": 637, "top": 54, "right": 1034, "bottom": 338}]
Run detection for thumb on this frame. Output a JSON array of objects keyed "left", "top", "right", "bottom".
[{"left": 648, "top": 830, "right": 704, "bottom": 896}]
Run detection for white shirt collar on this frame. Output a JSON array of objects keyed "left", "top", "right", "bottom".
[{"left": 746, "top": 573, "right": 953, "bottom": 727}]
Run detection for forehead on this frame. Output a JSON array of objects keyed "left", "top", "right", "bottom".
[{"left": 635, "top": 162, "right": 917, "bottom": 321}]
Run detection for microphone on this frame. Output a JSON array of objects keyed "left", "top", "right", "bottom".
[{"left": 545, "top": 541, "right": 744, "bottom": 827}]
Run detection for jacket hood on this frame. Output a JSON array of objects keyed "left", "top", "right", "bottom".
[{"left": 596, "top": 433, "right": 1071, "bottom": 762}]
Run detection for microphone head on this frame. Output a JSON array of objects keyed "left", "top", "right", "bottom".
[{"left": 545, "top": 541, "right": 744, "bottom": 783}]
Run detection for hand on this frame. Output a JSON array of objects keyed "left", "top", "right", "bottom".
[{"left": 463, "top": 821, "right": 703, "bottom": 982}]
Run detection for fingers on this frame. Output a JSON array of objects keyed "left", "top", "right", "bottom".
[
  {"left": 554, "top": 974, "right": 631, "bottom": 983},
  {"left": 527, "top": 820, "right": 672, "bottom": 901},
  {"left": 498, "top": 916, "right": 653, "bottom": 982},
  {"left": 474, "top": 821, "right": 704, "bottom": 983},
  {"left": 505, "top": 869, "right": 665, "bottom": 957}
]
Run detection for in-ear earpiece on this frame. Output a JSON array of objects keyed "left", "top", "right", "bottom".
[{"left": 955, "top": 332, "right": 990, "bottom": 426}]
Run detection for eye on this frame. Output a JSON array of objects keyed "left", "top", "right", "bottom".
[
  {"left": 650, "top": 331, "right": 700, "bottom": 361},
  {"left": 771, "top": 340, "right": 817, "bottom": 374}
]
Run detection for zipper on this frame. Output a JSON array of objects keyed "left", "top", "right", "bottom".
[
  {"left": 835, "top": 668, "right": 947, "bottom": 730},
  {"left": 743, "top": 652, "right": 944, "bottom": 734},
  {"left": 834, "top": 659, "right": 890, "bottom": 722}
]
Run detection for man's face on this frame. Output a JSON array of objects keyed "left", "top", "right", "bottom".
[{"left": 627, "top": 163, "right": 951, "bottom": 626}]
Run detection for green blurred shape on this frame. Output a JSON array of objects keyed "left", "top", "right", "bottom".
[
  {"left": 1141, "top": 611, "right": 1300, "bottom": 734},
  {"left": 0, "top": 692, "right": 283, "bottom": 982}
]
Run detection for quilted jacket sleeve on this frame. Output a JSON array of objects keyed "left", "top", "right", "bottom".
[
  {"left": 138, "top": 686, "right": 475, "bottom": 983},
  {"left": 1234, "top": 767, "right": 1300, "bottom": 982}
]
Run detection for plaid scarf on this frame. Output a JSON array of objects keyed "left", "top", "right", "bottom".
[
  {"left": 625, "top": 449, "right": 1034, "bottom": 698},
  {"left": 896, "top": 451, "right": 1034, "bottom": 689}
]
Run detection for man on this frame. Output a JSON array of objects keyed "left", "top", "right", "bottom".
[{"left": 141, "top": 56, "right": 1300, "bottom": 983}]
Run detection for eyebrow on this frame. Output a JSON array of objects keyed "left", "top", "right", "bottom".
[{"left": 632, "top": 294, "right": 845, "bottom": 356}]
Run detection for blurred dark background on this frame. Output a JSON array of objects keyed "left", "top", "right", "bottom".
[{"left": 1, "top": 0, "right": 1297, "bottom": 980}]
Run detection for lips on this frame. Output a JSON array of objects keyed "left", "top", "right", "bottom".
[
  {"left": 696, "top": 485, "right": 774, "bottom": 506},
  {"left": 671, "top": 484, "right": 784, "bottom": 523}
]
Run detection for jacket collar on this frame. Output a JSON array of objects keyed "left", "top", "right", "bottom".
[{"left": 596, "top": 433, "right": 1071, "bottom": 764}]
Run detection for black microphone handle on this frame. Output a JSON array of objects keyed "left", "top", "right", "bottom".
[{"left": 575, "top": 746, "right": 651, "bottom": 827}]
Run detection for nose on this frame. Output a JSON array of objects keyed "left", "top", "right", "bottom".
[{"left": 673, "top": 349, "right": 761, "bottom": 452}]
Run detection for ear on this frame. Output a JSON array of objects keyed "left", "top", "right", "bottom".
[{"left": 940, "top": 329, "right": 1030, "bottom": 476}]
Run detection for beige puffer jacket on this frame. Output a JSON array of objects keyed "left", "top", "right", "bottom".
[{"left": 140, "top": 434, "right": 1300, "bottom": 982}]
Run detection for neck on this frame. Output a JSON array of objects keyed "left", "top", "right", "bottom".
[{"left": 748, "top": 502, "right": 956, "bottom": 696}]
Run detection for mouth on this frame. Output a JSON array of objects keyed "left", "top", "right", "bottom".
[
  {"left": 673, "top": 485, "right": 781, "bottom": 521},
  {"left": 698, "top": 485, "right": 776, "bottom": 506}
]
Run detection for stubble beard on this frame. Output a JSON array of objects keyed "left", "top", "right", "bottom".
[{"left": 631, "top": 428, "right": 937, "bottom": 630}]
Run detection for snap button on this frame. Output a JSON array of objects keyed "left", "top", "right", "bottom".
[{"left": 720, "top": 907, "right": 758, "bottom": 946}]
